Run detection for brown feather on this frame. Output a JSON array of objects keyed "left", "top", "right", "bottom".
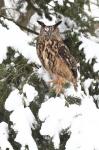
[{"left": 36, "top": 22, "right": 78, "bottom": 94}]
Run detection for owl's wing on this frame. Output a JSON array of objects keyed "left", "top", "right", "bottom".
[{"left": 58, "top": 44, "right": 77, "bottom": 78}]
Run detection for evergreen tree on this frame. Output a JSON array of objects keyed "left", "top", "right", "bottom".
[{"left": 0, "top": 0, "right": 99, "bottom": 149}]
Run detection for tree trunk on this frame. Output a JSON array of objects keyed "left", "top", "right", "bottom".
[
  {"left": 0, "top": 0, "right": 6, "bottom": 16},
  {"left": 17, "top": 7, "right": 35, "bottom": 27}
]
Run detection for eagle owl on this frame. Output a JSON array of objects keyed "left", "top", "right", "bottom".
[{"left": 36, "top": 20, "right": 77, "bottom": 94}]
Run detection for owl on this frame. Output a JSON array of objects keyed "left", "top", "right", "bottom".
[{"left": 36, "top": 20, "right": 78, "bottom": 95}]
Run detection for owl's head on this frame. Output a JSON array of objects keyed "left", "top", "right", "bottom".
[{"left": 37, "top": 20, "right": 62, "bottom": 39}]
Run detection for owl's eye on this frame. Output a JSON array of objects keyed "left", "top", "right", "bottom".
[{"left": 44, "top": 27, "right": 49, "bottom": 32}]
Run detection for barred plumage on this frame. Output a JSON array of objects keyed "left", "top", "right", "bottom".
[{"left": 36, "top": 21, "right": 78, "bottom": 94}]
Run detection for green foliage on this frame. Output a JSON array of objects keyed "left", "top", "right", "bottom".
[
  {"left": 1, "top": 46, "right": 49, "bottom": 106},
  {"left": 32, "top": 127, "right": 54, "bottom": 150},
  {"left": 8, "top": 121, "right": 21, "bottom": 150},
  {"left": 59, "top": 131, "right": 70, "bottom": 150},
  {"left": 0, "top": 64, "right": 11, "bottom": 113},
  {"left": 0, "top": 47, "right": 51, "bottom": 149},
  {"left": 0, "top": 0, "right": 99, "bottom": 149},
  {"left": 63, "top": 30, "right": 98, "bottom": 99},
  {"left": 3, "top": 47, "right": 35, "bottom": 90}
]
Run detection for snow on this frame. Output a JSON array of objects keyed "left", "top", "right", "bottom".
[
  {"left": 79, "top": 35, "right": 99, "bottom": 61},
  {"left": 66, "top": 97, "right": 99, "bottom": 150},
  {"left": 5, "top": 89, "right": 23, "bottom": 111},
  {"left": 59, "top": 16, "right": 77, "bottom": 33},
  {"left": 84, "top": 1, "right": 99, "bottom": 20},
  {"left": 10, "top": 106, "right": 38, "bottom": 150},
  {"left": 38, "top": 14, "right": 57, "bottom": 26},
  {"left": 23, "top": 84, "right": 38, "bottom": 106},
  {"left": 5, "top": 84, "right": 38, "bottom": 111},
  {"left": 29, "top": 13, "right": 41, "bottom": 27},
  {"left": 79, "top": 35, "right": 99, "bottom": 71},
  {"left": 38, "top": 89, "right": 81, "bottom": 149},
  {"left": 39, "top": 91, "right": 99, "bottom": 150},
  {"left": 0, "top": 18, "right": 40, "bottom": 64},
  {"left": 93, "top": 62, "right": 99, "bottom": 72},
  {"left": 0, "top": 122, "right": 13, "bottom": 150},
  {"left": 4, "top": 0, "right": 28, "bottom": 20},
  {"left": 37, "top": 67, "right": 51, "bottom": 83},
  {"left": 4, "top": 0, "right": 20, "bottom": 20},
  {"left": 68, "top": 0, "right": 74, "bottom": 3},
  {"left": 4, "top": 84, "right": 38, "bottom": 149},
  {"left": 66, "top": 3, "right": 71, "bottom": 7},
  {"left": 0, "top": 1, "right": 99, "bottom": 150},
  {"left": 55, "top": 0, "right": 64, "bottom": 6},
  {"left": 83, "top": 78, "right": 93, "bottom": 95}
]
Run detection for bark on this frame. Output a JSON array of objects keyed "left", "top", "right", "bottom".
[
  {"left": 17, "top": 0, "right": 36, "bottom": 27},
  {"left": 17, "top": 7, "right": 35, "bottom": 27},
  {"left": 0, "top": 0, "right": 6, "bottom": 16}
]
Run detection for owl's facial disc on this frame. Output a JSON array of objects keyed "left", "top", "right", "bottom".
[{"left": 44, "top": 27, "right": 52, "bottom": 38}]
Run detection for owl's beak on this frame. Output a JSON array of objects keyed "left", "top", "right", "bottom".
[{"left": 48, "top": 32, "right": 51, "bottom": 38}]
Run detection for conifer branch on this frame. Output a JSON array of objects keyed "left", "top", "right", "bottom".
[{"left": 0, "top": 15, "right": 39, "bottom": 35}]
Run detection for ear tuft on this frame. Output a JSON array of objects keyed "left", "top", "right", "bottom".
[
  {"left": 37, "top": 21, "right": 45, "bottom": 27},
  {"left": 54, "top": 21, "right": 62, "bottom": 28}
]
